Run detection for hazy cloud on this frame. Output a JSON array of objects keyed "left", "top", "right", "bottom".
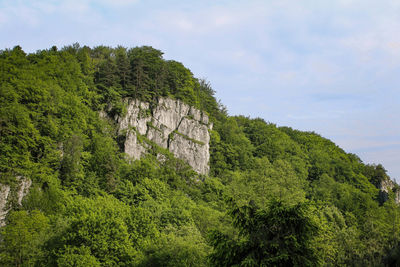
[{"left": 1, "top": 0, "right": 399, "bottom": 180}]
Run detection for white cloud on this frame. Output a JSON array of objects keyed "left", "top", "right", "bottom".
[
  {"left": 1, "top": 0, "right": 400, "bottom": 179},
  {"left": 96, "top": 0, "right": 139, "bottom": 6},
  {"left": 0, "top": 3, "right": 40, "bottom": 28},
  {"left": 0, "top": 10, "right": 8, "bottom": 26}
]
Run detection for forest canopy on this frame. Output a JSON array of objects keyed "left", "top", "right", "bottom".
[{"left": 0, "top": 44, "right": 400, "bottom": 266}]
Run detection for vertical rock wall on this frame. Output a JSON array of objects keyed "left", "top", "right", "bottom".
[
  {"left": 0, "top": 184, "right": 11, "bottom": 226},
  {"left": 379, "top": 178, "right": 400, "bottom": 204},
  {"left": 117, "top": 97, "right": 212, "bottom": 174},
  {"left": 0, "top": 177, "right": 31, "bottom": 226}
]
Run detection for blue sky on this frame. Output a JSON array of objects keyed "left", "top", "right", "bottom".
[{"left": 1, "top": 0, "right": 400, "bottom": 181}]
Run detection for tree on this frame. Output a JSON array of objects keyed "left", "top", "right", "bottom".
[
  {"left": 128, "top": 46, "right": 164, "bottom": 101},
  {"left": 208, "top": 198, "right": 320, "bottom": 266},
  {"left": 60, "top": 135, "right": 84, "bottom": 188},
  {"left": 115, "top": 46, "right": 131, "bottom": 91},
  {"left": 56, "top": 246, "right": 101, "bottom": 267},
  {"left": 51, "top": 195, "right": 138, "bottom": 266},
  {"left": 0, "top": 210, "right": 49, "bottom": 266}
]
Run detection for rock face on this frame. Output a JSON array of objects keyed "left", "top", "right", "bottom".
[
  {"left": 117, "top": 97, "right": 212, "bottom": 175},
  {"left": 0, "top": 177, "right": 32, "bottom": 226},
  {"left": 0, "top": 184, "right": 11, "bottom": 226},
  {"left": 379, "top": 178, "right": 400, "bottom": 204}
]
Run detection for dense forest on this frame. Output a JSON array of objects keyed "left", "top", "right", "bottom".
[{"left": 1, "top": 44, "right": 400, "bottom": 266}]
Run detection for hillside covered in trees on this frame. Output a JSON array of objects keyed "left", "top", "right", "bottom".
[{"left": 1, "top": 44, "right": 400, "bottom": 266}]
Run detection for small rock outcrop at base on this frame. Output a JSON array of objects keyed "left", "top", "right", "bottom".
[
  {"left": 117, "top": 97, "right": 212, "bottom": 175},
  {"left": 379, "top": 178, "right": 400, "bottom": 204},
  {"left": 0, "top": 176, "right": 31, "bottom": 227}
]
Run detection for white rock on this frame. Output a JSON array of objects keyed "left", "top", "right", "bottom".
[
  {"left": 0, "top": 177, "right": 32, "bottom": 227},
  {"left": 169, "top": 133, "right": 210, "bottom": 174},
  {"left": 201, "top": 112, "right": 209, "bottom": 125},
  {"left": 147, "top": 127, "right": 168, "bottom": 148},
  {"left": 189, "top": 107, "right": 202, "bottom": 121},
  {"left": 379, "top": 178, "right": 400, "bottom": 204},
  {"left": 16, "top": 176, "right": 32, "bottom": 206},
  {"left": 0, "top": 184, "right": 11, "bottom": 227},
  {"left": 124, "top": 130, "right": 146, "bottom": 160},
  {"left": 117, "top": 97, "right": 211, "bottom": 174},
  {"left": 177, "top": 118, "right": 209, "bottom": 144}
]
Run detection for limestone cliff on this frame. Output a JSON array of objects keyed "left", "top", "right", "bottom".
[
  {"left": 117, "top": 97, "right": 212, "bottom": 175},
  {"left": 0, "top": 177, "right": 31, "bottom": 226},
  {"left": 379, "top": 177, "right": 400, "bottom": 204}
]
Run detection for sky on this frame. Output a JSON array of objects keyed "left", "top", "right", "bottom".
[{"left": 1, "top": 0, "right": 400, "bottom": 181}]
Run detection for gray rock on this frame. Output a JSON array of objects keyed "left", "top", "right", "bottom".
[
  {"left": 189, "top": 107, "right": 202, "bottom": 121},
  {"left": 380, "top": 178, "right": 395, "bottom": 194},
  {"left": 169, "top": 133, "right": 210, "bottom": 174},
  {"left": 201, "top": 112, "right": 209, "bottom": 125},
  {"left": 118, "top": 99, "right": 151, "bottom": 136},
  {"left": 0, "top": 184, "right": 11, "bottom": 227},
  {"left": 147, "top": 127, "right": 168, "bottom": 148},
  {"left": 152, "top": 98, "right": 189, "bottom": 131},
  {"left": 177, "top": 117, "right": 209, "bottom": 144},
  {"left": 379, "top": 178, "right": 400, "bottom": 204},
  {"left": 16, "top": 176, "right": 32, "bottom": 206},
  {"left": 117, "top": 97, "right": 211, "bottom": 174},
  {"left": 0, "top": 177, "right": 32, "bottom": 227},
  {"left": 124, "top": 130, "right": 147, "bottom": 161}
]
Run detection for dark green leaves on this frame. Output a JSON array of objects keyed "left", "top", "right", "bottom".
[{"left": 209, "top": 198, "right": 320, "bottom": 266}]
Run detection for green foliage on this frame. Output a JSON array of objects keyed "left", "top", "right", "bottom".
[
  {"left": 48, "top": 195, "right": 139, "bottom": 266},
  {"left": 139, "top": 225, "right": 210, "bottom": 267},
  {"left": 210, "top": 118, "right": 254, "bottom": 175},
  {"left": 56, "top": 246, "right": 101, "bottom": 267},
  {"left": 1, "top": 44, "right": 399, "bottom": 266},
  {"left": 228, "top": 157, "right": 307, "bottom": 208},
  {"left": 363, "top": 163, "right": 389, "bottom": 187},
  {"left": 208, "top": 198, "right": 320, "bottom": 266},
  {"left": 0, "top": 210, "right": 50, "bottom": 266}
]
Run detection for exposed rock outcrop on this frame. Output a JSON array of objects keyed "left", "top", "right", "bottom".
[
  {"left": 0, "top": 176, "right": 32, "bottom": 226},
  {"left": 117, "top": 97, "right": 212, "bottom": 175},
  {"left": 379, "top": 178, "right": 400, "bottom": 204},
  {"left": 17, "top": 177, "right": 32, "bottom": 206},
  {"left": 0, "top": 184, "right": 11, "bottom": 227}
]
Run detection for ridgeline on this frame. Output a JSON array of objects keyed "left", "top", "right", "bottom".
[{"left": 1, "top": 44, "right": 399, "bottom": 266}]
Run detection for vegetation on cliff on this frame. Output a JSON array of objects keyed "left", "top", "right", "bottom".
[{"left": 1, "top": 44, "right": 400, "bottom": 266}]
